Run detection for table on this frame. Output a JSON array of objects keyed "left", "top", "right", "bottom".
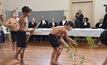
[
  {"left": 33, "top": 28, "right": 104, "bottom": 37},
  {"left": 2, "top": 28, "right": 105, "bottom": 37}
]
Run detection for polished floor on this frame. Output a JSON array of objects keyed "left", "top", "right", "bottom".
[{"left": 0, "top": 41, "right": 107, "bottom": 65}]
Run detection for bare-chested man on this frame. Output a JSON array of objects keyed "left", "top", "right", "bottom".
[
  {"left": 15, "top": 6, "right": 34, "bottom": 65},
  {"left": 5, "top": 13, "right": 19, "bottom": 51},
  {"left": 48, "top": 21, "right": 77, "bottom": 65}
]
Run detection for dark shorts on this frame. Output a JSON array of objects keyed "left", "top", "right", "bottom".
[
  {"left": 48, "top": 34, "right": 60, "bottom": 48},
  {"left": 0, "top": 31, "right": 5, "bottom": 43},
  {"left": 10, "top": 31, "right": 17, "bottom": 42},
  {"left": 100, "top": 29, "right": 107, "bottom": 46},
  {"left": 16, "top": 31, "right": 27, "bottom": 48}
]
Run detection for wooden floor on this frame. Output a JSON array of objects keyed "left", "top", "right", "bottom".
[{"left": 0, "top": 41, "right": 107, "bottom": 65}]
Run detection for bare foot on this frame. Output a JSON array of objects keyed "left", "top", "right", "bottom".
[
  {"left": 20, "top": 61, "right": 29, "bottom": 65},
  {"left": 57, "top": 62, "right": 62, "bottom": 65},
  {"left": 14, "top": 55, "right": 20, "bottom": 61},
  {"left": 51, "top": 61, "right": 61, "bottom": 65},
  {"left": 50, "top": 62, "right": 52, "bottom": 65}
]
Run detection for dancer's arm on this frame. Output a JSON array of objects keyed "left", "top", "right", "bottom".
[
  {"left": 4, "top": 18, "right": 12, "bottom": 27},
  {"left": 62, "top": 31, "right": 77, "bottom": 46},
  {"left": 65, "top": 36, "right": 77, "bottom": 45}
]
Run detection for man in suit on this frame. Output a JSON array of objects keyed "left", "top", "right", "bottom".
[
  {"left": 28, "top": 18, "right": 37, "bottom": 28},
  {"left": 83, "top": 17, "right": 90, "bottom": 28},
  {"left": 59, "top": 16, "right": 67, "bottom": 26},
  {"left": 95, "top": 18, "right": 103, "bottom": 28},
  {"left": 49, "top": 17, "right": 57, "bottom": 28},
  {"left": 28, "top": 18, "right": 37, "bottom": 42},
  {"left": 38, "top": 16, "right": 48, "bottom": 28}
]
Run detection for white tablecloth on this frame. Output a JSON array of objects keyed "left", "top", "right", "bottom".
[
  {"left": 2, "top": 27, "right": 105, "bottom": 37},
  {"left": 33, "top": 28, "right": 104, "bottom": 37}
]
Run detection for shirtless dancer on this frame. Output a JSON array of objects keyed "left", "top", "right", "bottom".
[
  {"left": 15, "top": 6, "right": 34, "bottom": 65},
  {"left": 5, "top": 13, "right": 19, "bottom": 52},
  {"left": 48, "top": 21, "right": 77, "bottom": 65}
]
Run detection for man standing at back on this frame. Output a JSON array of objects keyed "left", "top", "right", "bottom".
[{"left": 5, "top": 12, "right": 19, "bottom": 52}]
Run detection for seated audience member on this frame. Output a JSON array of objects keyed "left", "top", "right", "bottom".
[
  {"left": 37, "top": 16, "right": 48, "bottom": 41},
  {"left": 83, "top": 17, "right": 90, "bottom": 28},
  {"left": 38, "top": 16, "right": 48, "bottom": 28},
  {"left": 59, "top": 16, "right": 67, "bottom": 26},
  {"left": 28, "top": 18, "right": 37, "bottom": 42},
  {"left": 95, "top": 18, "right": 103, "bottom": 28},
  {"left": 49, "top": 17, "right": 57, "bottom": 28},
  {"left": 28, "top": 18, "right": 37, "bottom": 28},
  {"left": 74, "top": 13, "right": 84, "bottom": 28}
]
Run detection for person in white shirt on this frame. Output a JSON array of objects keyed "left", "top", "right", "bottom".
[
  {"left": 59, "top": 16, "right": 67, "bottom": 26},
  {"left": 95, "top": 18, "right": 103, "bottom": 28},
  {"left": 83, "top": 17, "right": 90, "bottom": 28},
  {"left": 49, "top": 17, "right": 57, "bottom": 28},
  {"left": 38, "top": 16, "right": 48, "bottom": 28}
]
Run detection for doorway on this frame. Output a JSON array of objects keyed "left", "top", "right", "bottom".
[{"left": 70, "top": 1, "right": 93, "bottom": 26}]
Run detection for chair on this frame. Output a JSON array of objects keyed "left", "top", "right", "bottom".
[{"left": 0, "top": 30, "right": 5, "bottom": 57}]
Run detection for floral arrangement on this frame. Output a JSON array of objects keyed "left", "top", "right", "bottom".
[
  {"left": 86, "top": 37, "right": 98, "bottom": 48},
  {"left": 65, "top": 36, "right": 98, "bottom": 65},
  {"left": 65, "top": 44, "right": 85, "bottom": 65}
]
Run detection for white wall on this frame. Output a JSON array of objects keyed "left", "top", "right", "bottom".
[
  {"left": 94, "top": 0, "right": 107, "bottom": 24},
  {"left": 71, "top": 0, "right": 92, "bottom": 2},
  {"left": 3, "top": 0, "right": 69, "bottom": 11},
  {"left": 0, "top": 0, "right": 4, "bottom": 14},
  {"left": 2, "top": 0, "right": 107, "bottom": 25}
]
